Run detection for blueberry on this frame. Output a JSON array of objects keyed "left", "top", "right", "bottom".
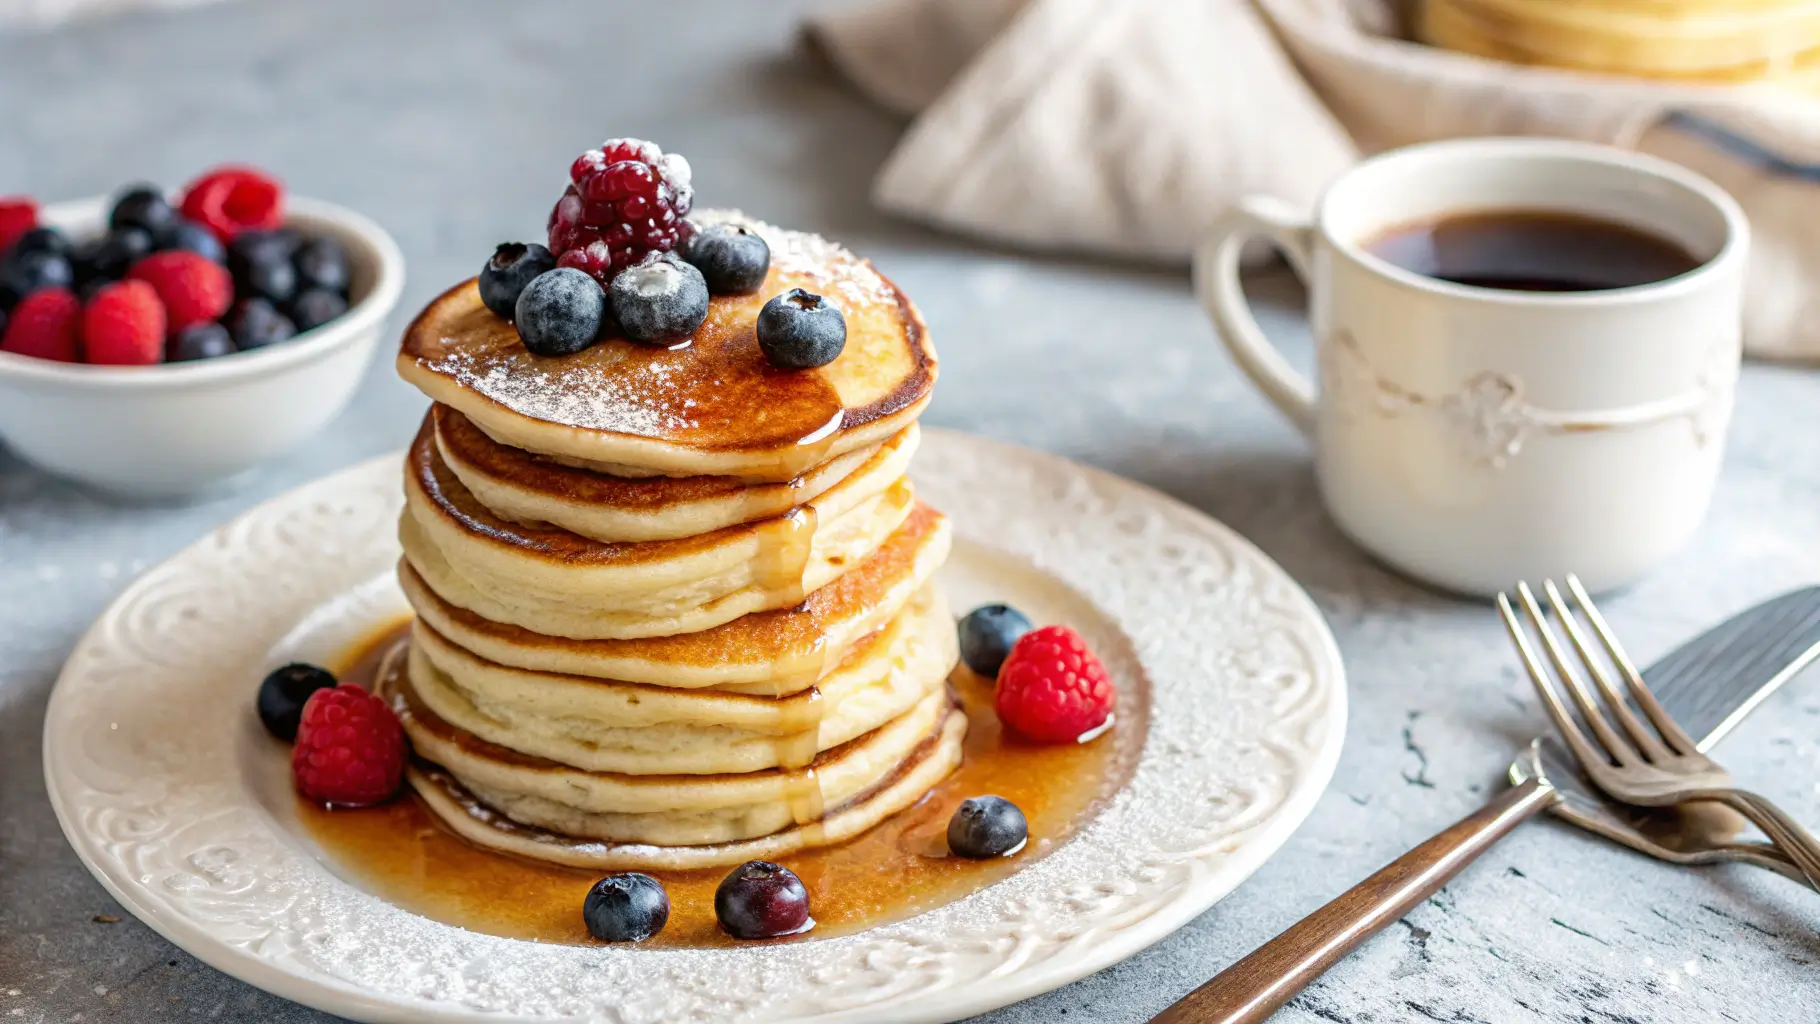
[
  {"left": 682, "top": 222, "right": 770, "bottom": 295},
  {"left": 289, "top": 289, "right": 348, "bottom": 331},
  {"left": 239, "top": 256, "right": 297, "bottom": 304},
  {"left": 0, "top": 250, "right": 74, "bottom": 304},
  {"left": 293, "top": 237, "right": 350, "bottom": 295},
  {"left": 159, "top": 219, "right": 225, "bottom": 262},
  {"left": 478, "top": 242, "right": 557, "bottom": 321},
  {"left": 109, "top": 185, "right": 178, "bottom": 237},
  {"left": 714, "top": 860, "right": 812, "bottom": 939},
  {"left": 957, "top": 604, "right": 1033, "bottom": 678},
  {"left": 167, "top": 322, "right": 236, "bottom": 362},
  {"left": 228, "top": 228, "right": 301, "bottom": 272},
  {"left": 947, "top": 796, "right": 1028, "bottom": 859},
  {"left": 756, "top": 288, "right": 846, "bottom": 369},
  {"left": 79, "top": 227, "right": 153, "bottom": 281},
  {"left": 515, "top": 267, "right": 605, "bottom": 357},
  {"left": 609, "top": 251, "right": 709, "bottom": 345},
  {"left": 257, "top": 662, "right": 337, "bottom": 741},
  {"left": 228, "top": 229, "right": 301, "bottom": 301},
  {"left": 226, "top": 298, "right": 297, "bottom": 350},
  {"left": 582, "top": 872, "right": 670, "bottom": 942},
  {"left": 11, "top": 226, "right": 69, "bottom": 259}
]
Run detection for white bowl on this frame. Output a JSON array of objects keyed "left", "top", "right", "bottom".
[{"left": 0, "top": 195, "right": 405, "bottom": 498}]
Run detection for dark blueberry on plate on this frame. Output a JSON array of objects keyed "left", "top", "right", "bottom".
[
  {"left": 0, "top": 307, "right": 7, "bottom": 335},
  {"left": 947, "top": 796, "right": 1028, "bottom": 859},
  {"left": 714, "top": 860, "right": 812, "bottom": 939},
  {"left": 11, "top": 226, "right": 69, "bottom": 259},
  {"left": 257, "top": 662, "right": 337, "bottom": 741},
  {"left": 293, "top": 237, "right": 350, "bottom": 295},
  {"left": 225, "top": 297, "right": 297, "bottom": 350},
  {"left": 167, "top": 322, "right": 236, "bottom": 362},
  {"left": 681, "top": 222, "right": 769, "bottom": 295},
  {"left": 0, "top": 250, "right": 74, "bottom": 304},
  {"left": 515, "top": 267, "right": 604, "bottom": 357},
  {"left": 609, "top": 251, "right": 709, "bottom": 345},
  {"left": 582, "top": 872, "right": 670, "bottom": 942},
  {"left": 289, "top": 288, "right": 348, "bottom": 331},
  {"left": 159, "top": 218, "right": 226, "bottom": 262},
  {"left": 82, "top": 226, "right": 154, "bottom": 281},
  {"left": 957, "top": 604, "right": 1034, "bottom": 679},
  {"left": 756, "top": 288, "right": 845, "bottom": 369},
  {"left": 109, "top": 184, "right": 178, "bottom": 237},
  {"left": 477, "top": 242, "right": 556, "bottom": 320}
]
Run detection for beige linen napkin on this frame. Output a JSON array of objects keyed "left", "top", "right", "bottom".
[{"left": 808, "top": 0, "right": 1820, "bottom": 360}]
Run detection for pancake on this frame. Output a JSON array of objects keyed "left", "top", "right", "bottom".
[
  {"left": 1421, "top": 0, "right": 1820, "bottom": 84},
  {"left": 399, "top": 418, "right": 915, "bottom": 639},
  {"left": 397, "top": 501, "right": 952, "bottom": 693},
  {"left": 396, "top": 211, "right": 937, "bottom": 483},
  {"left": 386, "top": 642, "right": 959, "bottom": 844},
  {"left": 406, "top": 584, "right": 958, "bottom": 775},
  {"left": 435, "top": 403, "right": 921, "bottom": 544},
  {"left": 408, "top": 707, "right": 966, "bottom": 871}
]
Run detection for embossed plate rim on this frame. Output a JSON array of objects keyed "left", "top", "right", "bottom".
[{"left": 43, "top": 427, "right": 1347, "bottom": 1024}]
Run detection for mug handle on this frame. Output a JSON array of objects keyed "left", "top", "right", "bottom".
[{"left": 1192, "top": 196, "right": 1319, "bottom": 439}]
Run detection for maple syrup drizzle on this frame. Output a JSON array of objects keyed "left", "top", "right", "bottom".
[
  {"left": 303, "top": 620, "right": 1143, "bottom": 949},
  {"left": 753, "top": 505, "right": 817, "bottom": 608}
]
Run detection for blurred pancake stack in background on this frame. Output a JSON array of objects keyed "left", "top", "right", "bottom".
[{"left": 1419, "top": 0, "right": 1820, "bottom": 90}]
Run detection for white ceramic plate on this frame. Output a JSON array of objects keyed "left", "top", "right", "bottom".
[{"left": 43, "top": 428, "right": 1346, "bottom": 1024}]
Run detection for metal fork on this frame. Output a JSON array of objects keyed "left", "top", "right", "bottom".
[{"left": 1498, "top": 575, "right": 1820, "bottom": 889}]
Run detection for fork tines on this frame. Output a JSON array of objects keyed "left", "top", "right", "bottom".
[{"left": 1497, "top": 575, "right": 1700, "bottom": 771}]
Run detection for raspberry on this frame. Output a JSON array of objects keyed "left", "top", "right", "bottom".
[
  {"left": 547, "top": 138, "right": 692, "bottom": 283},
  {"left": 83, "top": 280, "right": 166, "bottom": 366},
  {"left": 179, "top": 165, "right": 285, "bottom": 243},
  {"left": 291, "top": 683, "right": 406, "bottom": 807},
  {"left": 0, "top": 287, "right": 80, "bottom": 362},
  {"left": 0, "top": 196, "right": 36, "bottom": 252},
  {"left": 128, "top": 250, "right": 232, "bottom": 330},
  {"left": 994, "top": 625, "right": 1117, "bottom": 743}
]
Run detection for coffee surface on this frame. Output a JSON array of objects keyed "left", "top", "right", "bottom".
[{"left": 1364, "top": 210, "right": 1701, "bottom": 292}]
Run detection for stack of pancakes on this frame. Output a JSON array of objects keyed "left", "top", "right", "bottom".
[
  {"left": 387, "top": 214, "right": 961, "bottom": 870},
  {"left": 1420, "top": 0, "right": 1820, "bottom": 90}
]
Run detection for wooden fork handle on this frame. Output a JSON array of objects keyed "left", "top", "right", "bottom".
[{"left": 1149, "top": 778, "right": 1557, "bottom": 1024}]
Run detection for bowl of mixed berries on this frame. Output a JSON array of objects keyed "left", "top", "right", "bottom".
[{"left": 0, "top": 166, "right": 404, "bottom": 498}]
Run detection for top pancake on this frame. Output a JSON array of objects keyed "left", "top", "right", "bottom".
[{"left": 397, "top": 212, "right": 937, "bottom": 483}]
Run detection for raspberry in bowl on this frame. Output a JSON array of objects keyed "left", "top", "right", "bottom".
[{"left": 0, "top": 171, "right": 404, "bottom": 498}]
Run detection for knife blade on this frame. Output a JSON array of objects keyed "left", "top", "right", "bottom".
[
  {"left": 1534, "top": 585, "right": 1820, "bottom": 856},
  {"left": 1151, "top": 586, "right": 1820, "bottom": 1024}
]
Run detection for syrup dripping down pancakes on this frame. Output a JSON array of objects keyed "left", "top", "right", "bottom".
[{"left": 391, "top": 212, "right": 958, "bottom": 870}]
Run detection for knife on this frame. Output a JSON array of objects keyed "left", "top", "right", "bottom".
[{"left": 1150, "top": 586, "right": 1820, "bottom": 1024}]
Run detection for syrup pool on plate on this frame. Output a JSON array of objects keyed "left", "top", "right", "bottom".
[{"left": 299, "top": 618, "right": 1146, "bottom": 948}]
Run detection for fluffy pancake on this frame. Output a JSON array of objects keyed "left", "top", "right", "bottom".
[
  {"left": 397, "top": 501, "right": 952, "bottom": 693},
  {"left": 396, "top": 212, "right": 937, "bottom": 483},
  {"left": 435, "top": 403, "right": 920, "bottom": 544},
  {"left": 385, "top": 637, "right": 960, "bottom": 845},
  {"left": 406, "top": 584, "right": 957, "bottom": 775},
  {"left": 399, "top": 418, "right": 914, "bottom": 640},
  {"left": 407, "top": 706, "right": 966, "bottom": 871}
]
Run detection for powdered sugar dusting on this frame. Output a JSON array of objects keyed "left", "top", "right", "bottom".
[
  {"left": 695, "top": 208, "right": 896, "bottom": 312},
  {"left": 425, "top": 347, "right": 696, "bottom": 437}
]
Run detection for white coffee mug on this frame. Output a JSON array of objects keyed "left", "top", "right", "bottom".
[{"left": 1195, "top": 138, "right": 1748, "bottom": 596}]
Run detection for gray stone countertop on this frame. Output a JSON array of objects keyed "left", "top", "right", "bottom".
[{"left": 3, "top": 2, "right": 1819, "bottom": 1021}]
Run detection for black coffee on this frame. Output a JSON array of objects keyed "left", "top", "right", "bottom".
[{"left": 1363, "top": 210, "right": 1701, "bottom": 292}]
